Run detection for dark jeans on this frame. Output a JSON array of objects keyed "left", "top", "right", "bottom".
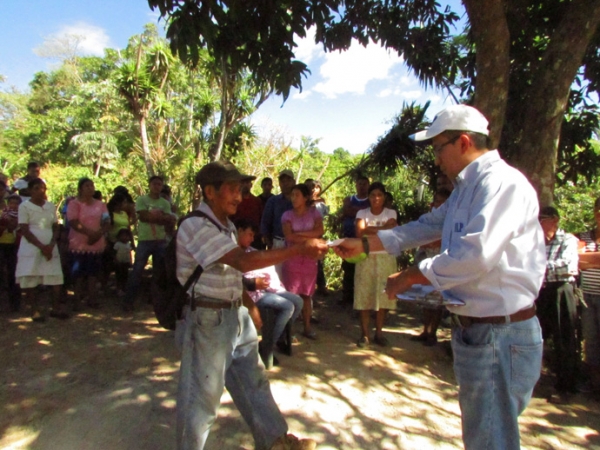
[
  {"left": 536, "top": 281, "right": 581, "bottom": 393},
  {"left": 125, "top": 240, "right": 166, "bottom": 305},
  {"left": 0, "top": 243, "right": 20, "bottom": 311}
]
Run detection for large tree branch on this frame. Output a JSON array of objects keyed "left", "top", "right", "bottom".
[{"left": 462, "top": 0, "right": 510, "bottom": 148}]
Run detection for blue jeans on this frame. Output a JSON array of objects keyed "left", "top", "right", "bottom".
[
  {"left": 125, "top": 240, "right": 165, "bottom": 304},
  {"left": 257, "top": 291, "right": 303, "bottom": 345},
  {"left": 176, "top": 305, "right": 287, "bottom": 450},
  {"left": 452, "top": 316, "right": 542, "bottom": 450}
]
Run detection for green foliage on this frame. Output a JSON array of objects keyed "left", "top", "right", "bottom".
[{"left": 554, "top": 181, "right": 600, "bottom": 235}]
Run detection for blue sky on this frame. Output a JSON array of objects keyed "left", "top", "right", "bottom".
[{"left": 1, "top": 0, "right": 464, "bottom": 155}]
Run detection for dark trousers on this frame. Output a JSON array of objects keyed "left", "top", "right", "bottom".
[
  {"left": 341, "top": 260, "right": 356, "bottom": 304},
  {"left": 317, "top": 259, "right": 326, "bottom": 291},
  {"left": 125, "top": 240, "right": 166, "bottom": 305},
  {"left": 536, "top": 281, "right": 581, "bottom": 393},
  {"left": 114, "top": 262, "right": 130, "bottom": 291},
  {"left": 0, "top": 243, "right": 20, "bottom": 311}
]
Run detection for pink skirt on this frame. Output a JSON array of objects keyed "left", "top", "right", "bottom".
[{"left": 281, "top": 256, "right": 317, "bottom": 296}]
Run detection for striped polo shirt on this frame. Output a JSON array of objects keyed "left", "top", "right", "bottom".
[
  {"left": 579, "top": 230, "right": 600, "bottom": 294},
  {"left": 176, "top": 202, "right": 242, "bottom": 301}
]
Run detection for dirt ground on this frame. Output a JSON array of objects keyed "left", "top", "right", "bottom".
[{"left": 2, "top": 286, "right": 600, "bottom": 450}]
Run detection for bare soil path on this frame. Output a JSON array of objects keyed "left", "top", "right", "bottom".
[{"left": 2, "top": 289, "right": 600, "bottom": 449}]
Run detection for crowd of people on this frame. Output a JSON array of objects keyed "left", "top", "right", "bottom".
[{"left": 1, "top": 104, "right": 600, "bottom": 450}]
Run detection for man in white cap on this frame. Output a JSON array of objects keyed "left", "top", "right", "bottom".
[{"left": 334, "top": 105, "right": 546, "bottom": 449}]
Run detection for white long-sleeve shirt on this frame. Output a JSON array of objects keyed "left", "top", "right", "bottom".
[{"left": 378, "top": 150, "right": 546, "bottom": 317}]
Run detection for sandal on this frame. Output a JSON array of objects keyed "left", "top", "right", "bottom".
[
  {"left": 373, "top": 335, "right": 389, "bottom": 347},
  {"left": 357, "top": 336, "right": 370, "bottom": 348},
  {"left": 32, "top": 311, "right": 46, "bottom": 323},
  {"left": 49, "top": 310, "right": 71, "bottom": 320},
  {"left": 302, "top": 330, "right": 317, "bottom": 340}
]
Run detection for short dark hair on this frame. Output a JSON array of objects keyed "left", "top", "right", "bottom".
[
  {"left": 368, "top": 181, "right": 386, "bottom": 195},
  {"left": 28, "top": 177, "right": 45, "bottom": 190},
  {"left": 234, "top": 218, "right": 257, "bottom": 233},
  {"left": 356, "top": 175, "right": 369, "bottom": 183},
  {"left": 149, "top": 175, "right": 164, "bottom": 184},
  {"left": 443, "top": 130, "right": 489, "bottom": 150},
  {"left": 261, "top": 177, "right": 272, "bottom": 186},
  {"left": 27, "top": 161, "right": 40, "bottom": 169},
  {"left": 539, "top": 205, "right": 560, "bottom": 219},
  {"left": 7, "top": 194, "right": 22, "bottom": 204},
  {"left": 116, "top": 228, "right": 130, "bottom": 239}
]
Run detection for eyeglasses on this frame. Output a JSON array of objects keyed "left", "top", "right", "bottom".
[{"left": 432, "top": 135, "right": 461, "bottom": 156}]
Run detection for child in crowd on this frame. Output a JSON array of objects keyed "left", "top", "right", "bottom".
[
  {"left": 354, "top": 182, "right": 398, "bottom": 347},
  {"left": 113, "top": 228, "right": 133, "bottom": 296},
  {"left": 0, "top": 194, "right": 22, "bottom": 311},
  {"left": 236, "top": 219, "right": 304, "bottom": 365}
]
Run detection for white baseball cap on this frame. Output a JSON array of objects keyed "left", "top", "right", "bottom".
[{"left": 411, "top": 105, "right": 489, "bottom": 141}]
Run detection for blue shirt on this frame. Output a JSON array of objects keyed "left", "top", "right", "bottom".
[
  {"left": 260, "top": 194, "right": 292, "bottom": 240},
  {"left": 378, "top": 150, "right": 546, "bottom": 317}
]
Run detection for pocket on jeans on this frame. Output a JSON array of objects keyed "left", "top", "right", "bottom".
[
  {"left": 195, "top": 309, "right": 223, "bottom": 328},
  {"left": 453, "top": 329, "right": 494, "bottom": 385},
  {"left": 510, "top": 342, "right": 542, "bottom": 395}
]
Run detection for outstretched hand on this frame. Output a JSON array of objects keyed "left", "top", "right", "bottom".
[
  {"left": 299, "top": 239, "right": 329, "bottom": 260},
  {"left": 384, "top": 266, "right": 430, "bottom": 300},
  {"left": 331, "top": 238, "right": 363, "bottom": 259}
]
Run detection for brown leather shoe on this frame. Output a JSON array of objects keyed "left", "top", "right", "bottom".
[{"left": 270, "top": 433, "right": 316, "bottom": 450}]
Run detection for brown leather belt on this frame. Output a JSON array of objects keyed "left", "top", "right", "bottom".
[
  {"left": 195, "top": 298, "right": 242, "bottom": 310},
  {"left": 452, "top": 305, "right": 536, "bottom": 328}
]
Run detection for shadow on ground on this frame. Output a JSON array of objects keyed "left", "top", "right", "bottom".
[{"left": 1, "top": 288, "right": 599, "bottom": 449}]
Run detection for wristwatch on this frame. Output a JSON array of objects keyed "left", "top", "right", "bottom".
[{"left": 361, "top": 236, "right": 370, "bottom": 255}]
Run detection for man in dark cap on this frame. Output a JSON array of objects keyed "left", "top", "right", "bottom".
[
  {"left": 175, "top": 160, "right": 325, "bottom": 450},
  {"left": 536, "top": 205, "right": 581, "bottom": 404}
]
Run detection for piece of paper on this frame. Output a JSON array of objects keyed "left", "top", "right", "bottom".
[
  {"left": 396, "top": 284, "right": 465, "bottom": 307},
  {"left": 327, "top": 239, "right": 345, "bottom": 247}
]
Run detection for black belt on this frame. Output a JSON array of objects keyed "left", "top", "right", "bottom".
[
  {"left": 452, "top": 305, "right": 536, "bottom": 328},
  {"left": 195, "top": 298, "right": 242, "bottom": 310}
]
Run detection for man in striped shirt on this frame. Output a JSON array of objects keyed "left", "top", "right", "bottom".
[
  {"left": 536, "top": 206, "right": 580, "bottom": 403},
  {"left": 175, "top": 161, "right": 325, "bottom": 450},
  {"left": 578, "top": 197, "right": 600, "bottom": 394}
]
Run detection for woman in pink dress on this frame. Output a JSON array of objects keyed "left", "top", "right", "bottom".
[
  {"left": 67, "top": 178, "right": 109, "bottom": 310},
  {"left": 281, "top": 184, "right": 323, "bottom": 339}
]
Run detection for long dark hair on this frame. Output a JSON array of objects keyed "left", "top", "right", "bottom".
[{"left": 107, "top": 193, "right": 126, "bottom": 225}]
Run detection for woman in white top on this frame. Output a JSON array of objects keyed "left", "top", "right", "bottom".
[
  {"left": 16, "top": 178, "right": 67, "bottom": 321},
  {"left": 354, "top": 182, "right": 398, "bottom": 347}
]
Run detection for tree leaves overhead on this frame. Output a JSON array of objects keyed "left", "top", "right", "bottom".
[{"left": 148, "top": 1, "right": 461, "bottom": 100}]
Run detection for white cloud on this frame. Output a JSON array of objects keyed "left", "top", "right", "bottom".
[
  {"left": 293, "top": 28, "right": 323, "bottom": 65},
  {"left": 402, "top": 90, "right": 423, "bottom": 99},
  {"left": 311, "top": 41, "right": 403, "bottom": 99},
  {"left": 35, "top": 22, "right": 111, "bottom": 59},
  {"left": 292, "top": 89, "right": 312, "bottom": 100},
  {"left": 61, "top": 22, "right": 111, "bottom": 55}
]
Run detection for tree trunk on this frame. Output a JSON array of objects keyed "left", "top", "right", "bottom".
[
  {"left": 463, "top": 0, "right": 511, "bottom": 149},
  {"left": 139, "top": 113, "right": 155, "bottom": 176},
  {"left": 510, "top": 0, "right": 600, "bottom": 205}
]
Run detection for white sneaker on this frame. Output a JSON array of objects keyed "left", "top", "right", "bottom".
[{"left": 270, "top": 433, "right": 316, "bottom": 450}]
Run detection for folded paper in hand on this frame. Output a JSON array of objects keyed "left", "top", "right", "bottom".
[{"left": 396, "top": 285, "right": 465, "bottom": 307}]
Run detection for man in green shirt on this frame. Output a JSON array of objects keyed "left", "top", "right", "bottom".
[{"left": 124, "top": 175, "right": 176, "bottom": 311}]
